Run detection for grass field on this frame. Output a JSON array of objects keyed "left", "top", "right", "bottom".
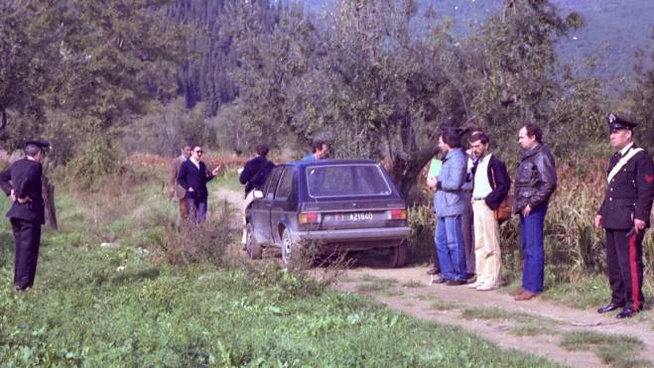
[{"left": 0, "top": 166, "right": 558, "bottom": 367}]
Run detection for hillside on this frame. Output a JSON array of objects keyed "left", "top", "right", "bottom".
[{"left": 304, "top": 0, "right": 654, "bottom": 92}]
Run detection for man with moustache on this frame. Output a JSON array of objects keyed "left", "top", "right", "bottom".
[
  {"left": 595, "top": 113, "right": 654, "bottom": 318},
  {"left": 511, "top": 123, "right": 557, "bottom": 301}
]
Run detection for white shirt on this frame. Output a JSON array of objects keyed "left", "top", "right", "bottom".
[
  {"left": 190, "top": 157, "right": 201, "bottom": 170},
  {"left": 472, "top": 153, "right": 493, "bottom": 199},
  {"left": 619, "top": 142, "right": 634, "bottom": 157}
]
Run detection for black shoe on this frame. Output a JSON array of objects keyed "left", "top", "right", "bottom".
[
  {"left": 445, "top": 279, "right": 467, "bottom": 286},
  {"left": 431, "top": 277, "right": 448, "bottom": 284},
  {"left": 427, "top": 268, "right": 440, "bottom": 275},
  {"left": 597, "top": 302, "right": 624, "bottom": 314},
  {"left": 466, "top": 273, "right": 476, "bottom": 280},
  {"left": 616, "top": 308, "right": 639, "bottom": 319}
]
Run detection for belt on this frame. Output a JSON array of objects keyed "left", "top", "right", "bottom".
[{"left": 473, "top": 197, "right": 486, "bottom": 201}]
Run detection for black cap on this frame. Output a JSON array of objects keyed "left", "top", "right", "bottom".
[
  {"left": 607, "top": 113, "right": 637, "bottom": 132},
  {"left": 24, "top": 139, "right": 51, "bottom": 149}
]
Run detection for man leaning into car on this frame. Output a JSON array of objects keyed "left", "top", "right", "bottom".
[{"left": 428, "top": 129, "right": 468, "bottom": 285}]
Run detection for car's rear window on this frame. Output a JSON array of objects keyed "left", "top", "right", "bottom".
[{"left": 305, "top": 164, "right": 393, "bottom": 198}]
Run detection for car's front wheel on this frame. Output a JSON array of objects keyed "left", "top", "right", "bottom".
[{"left": 245, "top": 223, "right": 262, "bottom": 259}]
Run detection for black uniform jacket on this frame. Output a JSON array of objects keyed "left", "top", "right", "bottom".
[
  {"left": 0, "top": 158, "right": 45, "bottom": 224},
  {"left": 471, "top": 154, "right": 511, "bottom": 210},
  {"left": 177, "top": 159, "right": 214, "bottom": 201},
  {"left": 598, "top": 146, "right": 654, "bottom": 230},
  {"left": 239, "top": 156, "right": 275, "bottom": 195}
]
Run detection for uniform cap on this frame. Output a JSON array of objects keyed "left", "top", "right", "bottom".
[
  {"left": 24, "top": 139, "right": 51, "bottom": 149},
  {"left": 607, "top": 113, "right": 637, "bottom": 132}
]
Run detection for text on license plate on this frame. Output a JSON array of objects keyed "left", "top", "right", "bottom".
[{"left": 348, "top": 212, "right": 374, "bottom": 221}]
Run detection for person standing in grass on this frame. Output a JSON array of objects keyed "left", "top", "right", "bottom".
[
  {"left": 595, "top": 113, "right": 654, "bottom": 319},
  {"left": 0, "top": 140, "right": 50, "bottom": 292},
  {"left": 169, "top": 144, "right": 192, "bottom": 221},
  {"left": 239, "top": 144, "right": 275, "bottom": 245},
  {"left": 467, "top": 132, "right": 510, "bottom": 291},
  {"left": 177, "top": 146, "right": 221, "bottom": 225},
  {"left": 428, "top": 128, "right": 468, "bottom": 286},
  {"left": 511, "top": 123, "right": 557, "bottom": 301}
]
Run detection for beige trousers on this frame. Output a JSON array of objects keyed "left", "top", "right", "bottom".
[
  {"left": 472, "top": 200, "right": 502, "bottom": 286},
  {"left": 241, "top": 190, "right": 255, "bottom": 244}
]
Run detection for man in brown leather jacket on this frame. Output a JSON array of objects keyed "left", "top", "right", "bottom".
[
  {"left": 169, "top": 144, "right": 192, "bottom": 221},
  {"left": 510, "top": 123, "right": 557, "bottom": 301}
]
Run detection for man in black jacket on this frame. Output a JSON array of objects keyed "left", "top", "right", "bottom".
[
  {"left": 511, "top": 123, "right": 557, "bottom": 301},
  {"left": 467, "top": 132, "right": 511, "bottom": 291},
  {"left": 595, "top": 113, "right": 654, "bottom": 318},
  {"left": 239, "top": 144, "right": 275, "bottom": 245},
  {"left": 0, "top": 140, "right": 50, "bottom": 291},
  {"left": 177, "top": 146, "right": 221, "bottom": 224}
]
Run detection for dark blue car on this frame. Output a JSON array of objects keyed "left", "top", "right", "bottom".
[{"left": 244, "top": 159, "right": 412, "bottom": 268}]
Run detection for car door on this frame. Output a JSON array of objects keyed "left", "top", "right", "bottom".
[
  {"left": 252, "top": 166, "right": 284, "bottom": 244},
  {"left": 269, "top": 166, "right": 296, "bottom": 246}
]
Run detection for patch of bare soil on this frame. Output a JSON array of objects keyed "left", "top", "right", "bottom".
[{"left": 215, "top": 188, "right": 654, "bottom": 367}]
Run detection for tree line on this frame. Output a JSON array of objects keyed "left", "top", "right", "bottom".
[{"left": 2, "top": 0, "right": 654, "bottom": 195}]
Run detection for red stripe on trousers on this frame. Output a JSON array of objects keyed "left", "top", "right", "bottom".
[{"left": 629, "top": 233, "right": 641, "bottom": 311}]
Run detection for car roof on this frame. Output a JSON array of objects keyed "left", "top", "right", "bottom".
[{"left": 282, "top": 158, "right": 381, "bottom": 168}]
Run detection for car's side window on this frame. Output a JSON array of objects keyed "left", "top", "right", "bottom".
[
  {"left": 264, "top": 167, "right": 284, "bottom": 200},
  {"left": 275, "top": 167, "right": 294, "bottom": 200}
]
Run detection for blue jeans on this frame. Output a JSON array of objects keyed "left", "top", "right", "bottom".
[
  {"left": 519, "top": 205, "right": 547, "bottom": 293},
  {"left": 435, "top": 216, "right": 467, "bottom": 281},
  {"left": 186, "top": 197, "right": 207, "bottom": 224}
]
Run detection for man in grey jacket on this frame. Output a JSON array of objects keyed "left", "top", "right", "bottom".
[
  {"left": 429, "top": 129, "right": 469, "bottom": 285},
  {"left": 511, "top": 123, "right": 557, "bottom": 301}
]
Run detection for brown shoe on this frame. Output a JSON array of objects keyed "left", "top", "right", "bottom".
[
  {"left": 508, "top": 287, "right": 524, "bottom": 297},
  {"left": 514, "top": 290, "right": 539, "bottom": 301}
]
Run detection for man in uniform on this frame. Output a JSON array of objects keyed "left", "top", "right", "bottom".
[
  {"left": 595, "top": 113, "right": 654, "bottom": 318},
  {"left": 0, "top": 140, "right": 50, "bottom": 291}
]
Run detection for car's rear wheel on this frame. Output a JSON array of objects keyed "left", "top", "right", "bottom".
[
  {"left": 388, "top": 241, "right": 408, "bottom": 268},
  {"left": 245, "top": 223, "right": 262, "bottom": 259},
  {"left": 281, "top": 228, "right": 296, "bottom": 270}
]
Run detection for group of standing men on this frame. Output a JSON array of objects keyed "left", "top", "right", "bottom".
[
  {"left": 428, "top": 114, "right": 653, "bottom": 318},
  {"left": 1, "top": 113, "right": 651, "bottom": 320}
]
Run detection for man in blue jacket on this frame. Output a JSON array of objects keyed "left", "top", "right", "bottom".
[
  {"left": 429, "top": 129, "right": 468, "bottom": 285},
  {"left": 177, "top": 146, "right": 221, "bottom": 224}
]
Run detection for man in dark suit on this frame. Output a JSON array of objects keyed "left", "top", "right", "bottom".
[
  {"left": 0, "top": 140, "right": 50, "bottom": 291},
  {"left": 595, "top": 113, "right": 654, "bottom": 318},
  {"left": 177, "top": 146, "right": 221, "bottom": 224}
]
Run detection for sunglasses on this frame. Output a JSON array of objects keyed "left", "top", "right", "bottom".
[{"left": 194, "top": 150, "right": 203, "bottom": 154}]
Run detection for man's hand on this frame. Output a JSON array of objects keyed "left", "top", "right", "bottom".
[
  {"left": 10, "top": 189, "right": 16, "bottom": 202},
  {"left": 426, "top": 176, "right": 437, "bottom": 191},
  {"left": 212, "top": 165, "right": 222, "bottom": 176},
  {"left": 594, "top": 214, "right": 603, "bottom": 229},
  {"left": 634, "top": 219, "right": 646, "bottom": 234},
  {"left": 521, "top": 204, "right": 532, "bottom": 217},
  {"left": 188, "top": 187, "right": 195, "bottom": 192},
  {"left": 17, "top": 196, "right": 32, "bottom": 204}
]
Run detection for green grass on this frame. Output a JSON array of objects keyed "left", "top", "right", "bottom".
[
  {"left": 560, "top": 331, "right": 650, "bottom": 368},
  {"left": 509, "top": 323, "right": 559, "bottom": 337},
  {"left": 356, "top": 275, "right": 399, "bottom": 294},
  {"left": 542, "top": 274, "right": 611, "bottom": 309},
  {"left": 461, "top": 307, "right": 558, "bottom": 325},
  {"left": 0, "top": 169, "right": 562, "bottom": 366},
  {"left": 402, "top": 280, "right": 427, "bottom": 288},
  {"left": 429, "top": 300, "right": 461, "bottom": 311},
  {"left": 211, "top": 168, "right": 243, "bottom": 193}
]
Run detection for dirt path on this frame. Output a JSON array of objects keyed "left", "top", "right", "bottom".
[{"left": 215, "top": 188, "right": 654, "bottom": 368}]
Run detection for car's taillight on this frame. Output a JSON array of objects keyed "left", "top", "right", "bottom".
[
  {"left": 386, "top": 208, "right": 407, "bottom": 220},
  {"left": 299, "top": 212, "right": 321, "bottom": 224}
]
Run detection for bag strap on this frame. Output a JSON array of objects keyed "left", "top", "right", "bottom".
[{"left": 607, "top": 147, "right": 643, "bottom": 183}]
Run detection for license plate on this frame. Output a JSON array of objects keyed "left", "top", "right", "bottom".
[
  {"left": 325, "top": 212, "right": 378, "bottom": 223},
  {"left": 348, "top": 212, "right": 374, "bottom": 221}
]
